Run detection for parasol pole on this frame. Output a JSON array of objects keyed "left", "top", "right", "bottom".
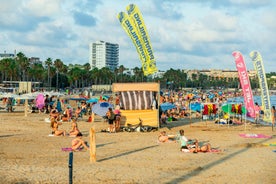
[{"left": 24, "top": 99, "right": 28, "bottom": 117}]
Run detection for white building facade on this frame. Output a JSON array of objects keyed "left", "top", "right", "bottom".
[{"left": 89, "top": 41, "right": 119, "bottom": 71}]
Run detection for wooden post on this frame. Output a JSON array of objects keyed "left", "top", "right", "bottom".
[
  {"left": 90, "top": 127, "right": 96, "bottom": 162},
  {"left": 24, "top": 99, "right": 28, "bottom": 117}
]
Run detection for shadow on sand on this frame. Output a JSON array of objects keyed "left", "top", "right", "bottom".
[
  {"left": 97, "top": 145, "right": 159, "bottom": 162},
  {"left": 165, "top": 137, "right": 271, "bottom": 184}
]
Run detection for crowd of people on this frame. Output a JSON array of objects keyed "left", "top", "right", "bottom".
[
  {"left": 158, "top": 89, "right": 276, "bottom": 126},
  {"left": 2, "top": 88, "right": 275, "bottom": 153}
]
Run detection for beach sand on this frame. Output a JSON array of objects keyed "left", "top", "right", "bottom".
[{"left": 0, "top": 107, "right": 275, "bottom": 184}]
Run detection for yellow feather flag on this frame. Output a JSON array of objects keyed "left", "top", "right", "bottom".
[
  {"left": 117, "top": 11, "right": 151, "bottom": 76},
  {"left": 126, "top": 4, "right": 158, "bottom": 75},
  {"left": 250, "top": 51, "right": 272, "bottom": 123}
]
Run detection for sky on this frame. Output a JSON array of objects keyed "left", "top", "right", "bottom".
[{"left": 1, "top": 0, "right": 276, "bottom": 72}]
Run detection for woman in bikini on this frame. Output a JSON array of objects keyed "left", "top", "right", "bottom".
[
  {"left": 50, "top": 117, "right": 66, "bottom": 136},
  {"left": 71, "top": 132, "right": 89, "bottom": 151},
  {"left": 69, "top": 118, "right": 80, "bottom": 137}
]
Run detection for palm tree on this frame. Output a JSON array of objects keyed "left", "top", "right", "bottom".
[
  {"left": 29, "top": 63, "right": 45, "bottom": 82},
  {"left": 90, "top": 67, "right": 99, "bottom": 85},
  {"left": 0, "top": 58, "right": 15, "bottom": 81},
  {"left": 54, "top": 59, "right": 64, "bottom": 89},
  {"left": 45, "top": 58, "right": 52, "bottom": 87},
  {"left": 69, "top": 67, "right": 82, "bottom": 88},
  {"left": 133, "top": 67, "right": 140, "bottom": 82},
  {"left": 16, "top": 52, "right": 30, "bottom": 81},
  {"left": 6, "top": 59, "right": 19, "bottom": 81},
  {"left": 83, "top": 63, "right": 91, "bottom": 87},
  {"left": 118, "top": 65, "right": 126, "bottom": 82}
]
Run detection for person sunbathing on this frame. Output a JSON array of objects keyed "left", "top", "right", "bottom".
[
  {"left": 178, "top": 129, "right": 211, "bottom": 153},
  {"left": 74, "top": 106, "right": 82, "bottom": 119},
  {"left": 178, "top": 129, "right": 199, "bottom": 152},
  {"left": 158, "top": 131, "right": 176, "bottom": 143},
  {"left": 71, "top": 132, "right": 89, "bottom": 151},
  {"left": 50, "top": 117, "right": 66, "bottom": 136},
  {"left": 69, "top": 118, "right": 80, "bottom": 137},
  {"left": 61, "top": 106, "right": 72, "bottom": 122},
  {"left": 197, "top": 143, "right": 211, "bottom": 152}
]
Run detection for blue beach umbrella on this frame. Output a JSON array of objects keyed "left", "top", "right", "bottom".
[
  {"left": 102, "top": 95, "right": 109, "bottom": 100},
  {"left": 190, "top": 102, "right": 202, "bottom": 112},
  {"left": 92, "top": 102, "right": 113, "bottom": 117},
  {"left": 160, "top": 102, "right": 176, "bottom": 111},
  {"left": 86, "top": 98, "right": 98, "bottom": 103}
]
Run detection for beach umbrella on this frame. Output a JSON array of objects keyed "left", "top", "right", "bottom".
[
  {"left": 36, "top": 93, "right": 45, "bottom": 110},
  {"left": 86, "top": 98, "right": 98, "bottom": 103},
  {"left": 102, "top": 95, "right": 109, "bottom": 100},
  {"left": 69, "top": 97, "right": 87, "bottom": 101},
  {"left": 92, "top": 102, "right": 113, "bottom": 117},
  {"left": 160, "top": 102, "right": 176, "bottom": 111},
  {"left": 1, "top": 93, "right": 18, "bottom": 98}
]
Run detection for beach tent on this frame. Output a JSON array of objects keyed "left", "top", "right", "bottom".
[{"left": 112, "top": 82, "right": 160, "bottom": 128}]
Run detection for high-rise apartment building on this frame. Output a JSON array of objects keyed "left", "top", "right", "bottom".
[{"left": 89, "top": 41, "right": 119, "bottom": 71}]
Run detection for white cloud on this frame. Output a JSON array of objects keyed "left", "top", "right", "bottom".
[
  {"left": 22, "top": 0, "right": 61, "bottom": 17},
  {"left": 0, "top": 0, "right": 275, "bottom": 72}
]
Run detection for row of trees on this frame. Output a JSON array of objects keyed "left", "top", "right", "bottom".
[{"left": 0, "top": 52, "right": 275, "bottom": 90}]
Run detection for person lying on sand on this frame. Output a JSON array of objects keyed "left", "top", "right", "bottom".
[
  {"left": 71, "top": 132, "right": 89, "bottom": 151},
  {"left": 158, "top": 131, "right": 176, "bottom": 143},
  {"left": 178, "top": 129, "right": 211, "bottom": 153}
]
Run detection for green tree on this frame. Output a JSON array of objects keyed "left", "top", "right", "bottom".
[
  {"left": 45, "top": 58, "right": 53, "bottom": 87},
  {"left": 16, "top": 52, "right": 30, "bottom": 81},
  {"left": 54, "top": 59, "right": 64, "bottom": 89}
]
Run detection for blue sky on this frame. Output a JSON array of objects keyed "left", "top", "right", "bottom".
[{"left": 1, "top": 0, "right": 275, "bottom": 72}]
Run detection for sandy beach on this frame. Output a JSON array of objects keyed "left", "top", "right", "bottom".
[{"left": 0, "top": 106, "right": 275, "bottom": 184}]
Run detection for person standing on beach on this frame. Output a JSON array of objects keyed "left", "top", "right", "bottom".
[
  {"left": 106, "top": 107, "right": 115, "bottom": 133},
  {"left": 44, "top": 94, "right": 50, "bottom": 114},
  {"left": 254, "top": 103, "right": 261, "bottom": 124},
  {"left": 272, "top": 106, "right": 276, "bottom": 126}
]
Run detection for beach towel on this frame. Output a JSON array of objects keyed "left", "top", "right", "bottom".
[
  {"left": 181, "top": 148, "right": 221, "bottom": 153},
  {"left": 239, "top": 133, "right": 272, "bottom": 138},
  {"left": 61, "top": 147, "right": 83, "bottom": 152},
  {"left": 263, "top": 142, "right": 276, "bottom": 146}
]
